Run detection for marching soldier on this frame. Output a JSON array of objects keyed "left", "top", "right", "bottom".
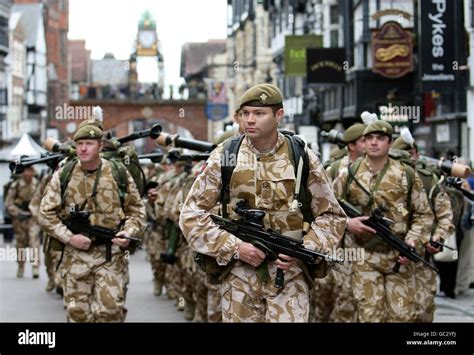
[
  {"left": 312, "top": 122, "right": 367, "bottom": 322},
  {"left": 29, "top": 171, "right": 62, "bottom": 292},
  {"left": 332, "top": 120, "right": 434, "bottom": 322},
  {"left": 180, "top": 83, "right": 346, "bottom": 322},
  {"left": 392, "top": 130, "right": 454, "bottom": 322},
  {"left": 39, "top": 120, "right": 146, "bottom": 322},
  {"left": 5, "top": 166, "right": 41, "bottom": 278}
]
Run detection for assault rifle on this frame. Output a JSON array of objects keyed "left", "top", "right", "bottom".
[
  {"left": 210, "top": 200, "right": 343, "bottom": 288},
  {"left": 338, "top": 199, "right": 438, "bottom": 272},
  {"left": 62, "top": 210, "right": 140, "bottom": 262}
]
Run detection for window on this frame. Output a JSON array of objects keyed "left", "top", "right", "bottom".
[
  {"left": 330, "top": 5, "right": 339, "bottom": 25},
  {"left": 330, "top": 30, "right": 339, "bottom": 47}
]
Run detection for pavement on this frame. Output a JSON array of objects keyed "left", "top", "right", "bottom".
[{"left": 0, "top": 241, "right": 473, "bottom": 322}]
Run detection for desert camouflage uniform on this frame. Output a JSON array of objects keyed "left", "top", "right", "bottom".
[
  {"left": 29, "top": 172, "right": 63, "bottom": 291},
  {"left": 39, "top": 158, "right": 146, "bottom": 322},
  {"left": 333, "top": 158, "right": 434, "bottom": 322},
  {"left": 143, "top": 167, "right": 168, "bottom": 297},
  {"left": 179, "top": 162, "right": 208, "bottom": 322},
  {"left": 414, "top": 175, "right": 454, "bottom": 322},
  {"left": 310, "top": 155, "right": 351, "bottom": 322},
  {"left": 5, "top": 175, "right": 41, "bottom": 274},
  {"left": 180, "top": 133, "right": 346, "bottom": 322}
]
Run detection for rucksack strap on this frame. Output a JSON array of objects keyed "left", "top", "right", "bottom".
[
  {"left": 345, "top": 157, "right": 364, "bottom": 200},
  {"left": 404, "top": 163, "right": 415, "bottom": 227},
  {"left": 60, "top": 159, "right": 78, "bottom": 208},
  {"left": 284, "top": 134, "right": 312, "bottom": 223},
  {"left": 219, "top": 135, "right": 244, "bottom": 217},
  {"left": 109, "top": 159, "right": 128, "bottom": 209}
]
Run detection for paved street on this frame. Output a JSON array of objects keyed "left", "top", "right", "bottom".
[{"left": 0, "top": 241, "right": 473, "bottom": 323}]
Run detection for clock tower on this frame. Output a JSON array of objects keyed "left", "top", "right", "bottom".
[{"left": 133, "top": 10, "right": 164, "bottom": 96}]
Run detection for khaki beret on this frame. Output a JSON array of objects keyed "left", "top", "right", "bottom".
[
  {"left": 343, "top": 123, "right": 366, "bottom": 143},
  {"left": 392, "top": 136, "right": 413, "bottom": 151},
  {"left": 363, "top": 120, "right": 393, "bottom": 136},
  {"left": 73, "top": 124, "right": 103, "bottom": 141},
  {"left": 238, "top": 83, "right": 283, "bottom": 110},
  {"left": 78, "top": 118, "right": 104, "bottom": 131},
  {"left": 330, "top": 146, "right": 348, "bottom": 160}
]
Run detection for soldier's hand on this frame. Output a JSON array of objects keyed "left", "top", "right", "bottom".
[
  {"left": 69, "top": 234, "right": 91, "bottom": 250},
  {"left": 425, "top": 236, "right": 441, "bottom": 254},
  {"left": 276, "top": 254, "right": 296, "bottom": 270},
  {"left": 237, "top": 242, "right": 266, "bottom": 268},
  {"left": 113, "top": 231, "right": 131, "bottom": 247},
  {"left": 398, "top": 239, "right": 416, "bottom": 265},
  {"left": 347, "top": 217, "right": 376, "bottom": 236}
]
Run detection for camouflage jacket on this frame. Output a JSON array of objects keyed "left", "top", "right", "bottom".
[
  {"left": 39, "top": 158, "right": 146, "bottom": 245},
  {"left": 332, "top": 157, "right": 434, "bottom": 249},
  {"left": 29, "top": 173, "right": 52, "bottom": 222},
  {"left": 430, "top": 188, "right": 454, "bottom": 244},
  {"left": 325, "top": 155, "right": 350, "bottom": 182},
  {"left": 5, "top": 176, "right": 39, "bottom": 218},
  {"left": 179, "top": 133, "right": 347, "bottom": 280}
]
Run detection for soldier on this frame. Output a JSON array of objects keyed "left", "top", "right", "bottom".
[
  {"left": 311, "top": 122, "right": 367, "bottom": 322},
  {"left": 5, "top": 166, "right": 41, "bottom": 278},
  {"left": 180, "top": 83, "right": 346, "bottom": 322},
  {"left": 332, "top": 120, "right": 434, "bottom": 322},
  {"left": 39, "top": 120, "right": 146, "bottom": 322},
  {"left": 326, "top": 123, "right": 366, "bottom": 180},
  {"left": 29, "top": 170, "right": 62, "bottom": 292},
  {"left": 392, "top": 130, "right": 454, "bottom": 322}
]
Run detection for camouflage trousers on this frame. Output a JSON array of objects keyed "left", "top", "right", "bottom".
[
  {"left": 62, "top": 245, "right": 129, "bottom": 323},
  {"left": 309, "top": 270, "right": 336, "bottom": 322},
  {"left": 330, "top": 262, "right": 357, "bottom": 322},
  {"left": 12, "top": 218, "right": 41, "bottom": 268},
  {"left": 413, "top": 258, "right": 436, "bottom": 322},
  {"left": 181, "top": 246, "right": 208, "bottom": 322},
  {"left": 221, "top": 271, "right": 309, "bottom": 322},
  {"left": 146, "top": 229, "right": 167, "bottom": 294},
  {"left": 351, "top": 252, "right": 416, "bottom": 322},
  {"left": 44, "top": 246, "right": 62, "bottom": 289},
  {"left": 206, "top": 281, "right": 222, "bottom": 323}
]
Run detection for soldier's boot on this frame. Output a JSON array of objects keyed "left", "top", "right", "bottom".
[
  {"left": 32, "top": 266, "right": 40, "bottom": 279},
  {"left": 17, "top": 264, "right": 24, "bottom": 278},
  {"left": 153, "top": 281, "right": 163, "bottom": 296},
  {"left": 56, "top": 286, "right": 64, "bottom": 297},
  {"left": 184, "top": 302, "right": 196, "bottom": 321},
  {"left": 45, "top": 278, "right": 55, "bottom": 292}
]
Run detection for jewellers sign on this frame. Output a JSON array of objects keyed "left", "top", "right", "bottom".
[
  {"left": 419, "top": 0, "right": 456, "bottom": 90},
  {"left": 372, "top": 22, "right": 413, "bottom": 79}
]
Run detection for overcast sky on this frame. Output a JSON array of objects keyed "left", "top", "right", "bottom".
[{"left": 68, "top": 0, "right": 228, "bottom": 89}]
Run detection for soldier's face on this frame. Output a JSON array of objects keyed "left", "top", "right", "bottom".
[
  {"left": 364, "top": 133, "right": 391, "bottom": 159},
  {"left": 76, "top": 139, "right": 103, "bottom": 163},
  {"left": 23, "top": 167, "right": 34, "bottom": 181},
  {"left": 349, "top": 136, "right": 366, "bottom": 156},
  {"left": 240, "top": 106, "right": 282, "bottom": 140}
]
